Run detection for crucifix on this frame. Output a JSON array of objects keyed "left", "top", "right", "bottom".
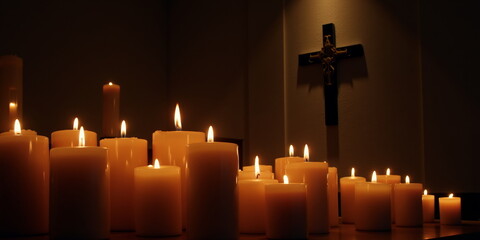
[{"left": 299, "top": 23, "right": 364, "bottom": 125}]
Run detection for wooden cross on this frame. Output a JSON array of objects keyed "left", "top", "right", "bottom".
[{"left": 299, "top": 23, "right": 364, "bottom": 125}]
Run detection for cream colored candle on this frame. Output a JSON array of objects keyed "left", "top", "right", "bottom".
[
  {"left": 152, "top": 104, "right": 205, "bottom": 228},
  {"left": 50, "top": 127, "right": 109, "bottom": 239},
  {"left": 393, "top": 176, "right": 423, "bottom": 227},
  {"left": 102, "top": 82, "right": 120, "bottom": 137},
  {"left": 265, "top": 175, "right": 307, "bottom": 239},
  {"left": 51, "top": 118, "right": 97, "bottom": 147},
  {"left": 134, "top": 160, "right": 181, "bottom": 236},
  {"left": 0, "top": 55, "right": 22, "bottom": 132},
  {"left": 274, "top": 145, "right": 304, "bottom": 183},
  {"left": 422, "top": 189, "right": 435, "bottom": 223},
  {"left": 340, "top": 168, "right": 366, "bottom": 224},
  {"left": 285, "top": 145, "right": 329, "bottom": 233},
  {"left": 186, "top": 126, "right": 238, "bottom": 239},
  {"left": 100, "top": 121, "right": 147, "bottom": 231},
  {"left": 0, "top": 120, "right": 49, "bottom": 236},
  {"left": 328, "top": 166, "right": 339, "bottom": 227},
  {"left": 439, "top": 193, "right": 461, "bottom": 225},
  {"left": 238, "top": 156, "right": 274, "bottom": 180},
  {"left": 377, "top": 168, "right": 400, "bottom": 222},
  {"left": 355, "top": 171, "right": 391, "bottom": 231}
]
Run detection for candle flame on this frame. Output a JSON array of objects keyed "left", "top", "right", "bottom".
[
  {"left": 289, "top": 145, "right": 294, "bottom": 157},
  {"left": 351, "top": 168, "right": 355, "bottom": 177},
  {"left": 449, "top": 193, "right": 454, "bottom": 198},
  {"left": 73, "top": 117, "right": 79, "bottom": 130},
  {"left": 174, "top": 103, "right": 182, "bottom": 130},
  {"left": 79, "top": 126, "right": 85, "bottom": 147},
  {"left": 254, "top": 155, "right": 260, "bottom": 178},
  {"left": 121, "top": 120, "right": 126, "bottom": 137},
  {"left": 9, "top": 102, "right": 16, "bottom": 107},
  {"left": 154, "top": 159, "right": 160, "bottom": 169},
  {"left": 14, "top": 119, "right": 21, "bottom": 135},
  {"left": 406, "top": 175, "right": 410, "bottom": 184},
  {"left": 148, "top": 164, "right": 153, "bottom": 168},
  {"left": 386, "top": 168, "right": 391, "bottom": 175},
  {"left": 372, "top": 171, "right": 377, "bottom": 183},
  {"left": 283, "top": 175, "right": 289, "bottom": 184},
  {"left": 424, "top": 189, "right": 428, "bottom": 195},
  {"left": 207, "top": 126, "right": 214, "bottom": 143},
  {"left": 108, "top": 82, "right": 113, "bottom": 86},
  {"left": 303, "top": 144, "right": 309, "bottom": 162}
]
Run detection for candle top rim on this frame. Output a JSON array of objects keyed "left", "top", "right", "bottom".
[{"left": 153, "top": 130, "right": 206, "bottom": 134}]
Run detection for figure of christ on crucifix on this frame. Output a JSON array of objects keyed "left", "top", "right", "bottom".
[{"left": 299, "top": 23, "right": 364, "bottom": 125}]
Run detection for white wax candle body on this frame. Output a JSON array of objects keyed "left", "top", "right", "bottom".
[
  {"left": 243, "top": 165, "right": 272, "bottom": 172},
  {"left": 394, "top": 183, "right": 423, "bottom": 227},
  {"left": 377, "top": 174, "right": 400, "bottom": 222},
  {"left": 238, "top": 179, "right": 278, "bottom": 233},
  {"left": 439, "top": 197, "right": 461, "bottom": 225},
  {"left": 0, "top": 133, "right": 49, "bottom": 236},
  {"left": 422, "top": 195, "right": 435, "bottom": 222},
  {"left": 355, "top": 182, "right": 392, "bottom": 231},
  {"left": 274, "top": 156, "right": 304, "bottom": 183},
  {"left": 50, "top": 147, "right": 109, "bottom": 239},
  {"left": 134, "top": 165, "right": 181, "bottom": 236},
  {"left": 265, "top": 183, "right": 307, "bottom": 239},
  {"left": 186, "top": 142, "right": 238, "bottom": 239},
  {"left": 340, "top": 176, "right": 366, "bottom": 223},
  {"left": 328, "top": 167, "right": 339, "bottom": 227},
  {"left": 51, "top": 129, "right": 97, "bottom": 147},
  {"left": 100, "top": 137, "right": 147, "bottom": 231},
  {"left": 102, "top": 83, "right": 120, "bottom": 137},
  {"left": 285, "top": 162, "right": 329, "bottom": 233}
]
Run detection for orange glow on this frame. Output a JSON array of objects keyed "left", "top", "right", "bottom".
[
  {"left": 79, "top": 127, "right": 85, "bottom": 147},
  {"left": 108, "top": 82, "right": 113, "bottom": 86},
  {"left": 154, "top": 159, "right": 160, "bottom": 169},
  {"left": 254, "top": 155, "right": 260, "bottom": 178},
  {"left": 121, "top": 120, "right": 126, "bottom": 137},
  {"left": 449, "top": 193, "right": 454, "bottom": 198},
  {"left": 371, "top": 171, "right": 377, "bottom": 183},
  {"left": 283, "top": 175, "right": 289, "bottom": 184},
  {"left": 351, "top": 168, "right": 355, "bottom": 177},
  {"left": 289, "top": 145, "right": 294, "bottom": 157},
  {"left": 405, "top": 175, "right": 410, "bottom": 184},
  {"left": 303, "top": 144, "right": 309, "bottom": 161},
  {"left": 14, "top": 119, "right": 21, "bottom": 135},
  {"left": 386, "top": 168, "right": 391, "bottom": 175},
  {"left": 73, "top": 117, "right": 79, "bottom": 130},
  {"left": 207, "top": 126, "right": 214, "bottom": 143},
  {"left": 174, "top": 103, "right": 182, "bottom": 130}
]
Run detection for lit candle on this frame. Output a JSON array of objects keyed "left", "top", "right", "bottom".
[
  {"left": 186, "top": 126, "right": 238, "bottom": 239},
  {"left": 152, "top": 103, "right": 205, "bottom": 228},
  {"left": 102, "top": 82, "right": 120, "bottom": 137},
  {"left": 285, "top": 144, "right": 329, "bottom": 233},
  {"left": 238, "top": 159, "right": 278, "bottom": 233},
  {"left": 50, "top": 127, "right": 109, "bottom": 239},
  {"left": 134, "top": 159, "right": 181, "bottom": 236},
  {"left": 0, "top": 120, "right": 49, "bottom": 236},
  {"left": 355, "top": 171, "right": 392, "bottom": 231},
  {"left": 100, "top": 120, "right": 147, "bottom": 231},
  {"left": 393, "top": 175, "right": 423, "bottom": 227},
  {"left": 340, "top": 168, "right": 366, "bottom": 223},
  {"left": 243, "top": 155, "right": 273, "bottom": 173},
  {"left": 274, "top": 145, "right": 304, "bottom": 183},
  {"left": 422, "top": 189, "right": 435, "bottom": 223},
  {"left": 439, "top": 193, "right": 461, "bottom": 225},
  {"left": 238, "top": 156, "right": 274, "bottom": 180},
  {"left": 51, "top": 117, "right": 97, "bottom": 147},
  {"left": 376, "top": 168, "right": 400, "bottom": 222},
  {"left": 328, "top": 166, "right": 339, "bottom": 227},
  {"left": 265, "top": 175, "right": 307, "bottom": 239}
]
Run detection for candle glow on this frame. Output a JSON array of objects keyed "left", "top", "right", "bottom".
[
  {"left": 386, "top": 168, "right": 391, "bottom": 175},
  {"left": 424, "top": 189, "right": 428, "bottom": 195},
  {"left": 289, "top": 145, "right": 294, "bottom": 157},
  {"left": 14, "top": 119, "right": 21, "bottom": 135},
  {"left": 351, "top": 168, "right": 355, "bottom": 177},
  {"left": 303, "top": 144, "right": 309, "bottom": 162},
  {"left": 73, "top": 118, "right": 79, "bottom": 130},
  {"left": 154, "top": 159, "right": 160, "bottom": 169},
  {"left": 254, "top": 155, "right": 260, "bottom": 179},
  {"left": 79, "top": 127, "right": 85, "bottom": 147},
  {"left": 406, "top": 175, "right": 410, "bottom": 184},
  {"left": 371, "top": 171, "right": 377, "bottom": 182},
  {"left": 109, "top": 82, "right": 113, "bottom": 86},
  {"left": 283, "top": 175, "right": 289, "bottom": 184},
  {"left": 174, "top": 104, "right": 182, "bottom": 131},
  {"left": 207, "top": 126, "right": 214, "bottom": 143},
  {"left": 449, "top": 193, "right": 454, "bottom": 198},
  {"left": 121, "top": 120, "right": 126, "bottom": 138}
]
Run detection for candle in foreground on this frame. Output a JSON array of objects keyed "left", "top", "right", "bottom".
[
  {"left": 265, "top": 175, "right": 307, "bottom": 239},
  {"left": 340, "top": 168, "right": 366, "bottom": 223},
  {"left": 439, "top": 193, "right": 461, "bottom": 225},
  {"left": 134, "top": 159, "right": 181, "bottom": 236},
  {"left": 355, "top": 171, "right": 391, "bottom": 231},
  {"left": 285, "top": 145, "right": 329, "bottom": 233},
  {"left": 186, "top": 126, "right": 238, "bottom": 239},
  {"left": 100, "top": 121, "right": 147, "bottom": 230},
  {"left": 50, "top": 127, "right": 109, "bottom": 239},
  {"left": 51, "top": 118, "right": 97, "bottom": 147},
  {"left": 393, "top": 176, "right": 423, "bottom": 227},
  {"left": 102, "top": 82, "right": 120, "bottom": 137},
  {"left": 274, "top": 145, "right": 304, "bottom": 183},
  {"left": 328, "top": 166, "right": 339, "bottom": 227},
  {"left": 0, "top": 120, "right": 49, "bottom": 236},
  {"left": 422, "top": 189, "right": 435, "bottom": 223}
]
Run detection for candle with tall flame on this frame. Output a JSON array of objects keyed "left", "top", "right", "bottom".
[
  {"left": 51, "top": 118, "right": 97, "bottom": 147},
  {"left": 340, "top": 168, "right": 366, "bottom": 223},
  {"left": 0, "top": 120, "right": 49, "bottom": 236},
  {"left": 422, "top": 189, "right": 435, "bottom": 223},
  {"left": 285, "top": 144, "right": 329, "bottom": 233},
  {"left": 439, "top": 193, "right": 461, "bottom": 225},
  {"left": 393, "top": 175, "right": 423, "bottom": 227},
  {"left": 355, "top": 171, "right": 392, "bottom": 231},
  {"left": 100, "top": 120, "right": 147, "bottom": 230},
  {"left": 274, "top": 145, "right": 305, "bottom": 183},
  {"left": 102, "top": 82, "right": 120, "bottom": 137},
  {"left": 134, "top": 159, "right": 181, "bottom": 236},
  {"left": 186, "top": 126, "right": 238, "bottom": 239},
  {"left": 50, "top": 127, "right": 109, "bottom": 239},
  {"left": 152, "top": 103, "right": 205, "bottom": 229},
  {"left": 238, "top": 156, "right": 274, "bottom": 180}
]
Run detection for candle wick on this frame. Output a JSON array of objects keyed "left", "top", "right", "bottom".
[{"left": 256, "top": 173, "right": 260, "bottom": 179}]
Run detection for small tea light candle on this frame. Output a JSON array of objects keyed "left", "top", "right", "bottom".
[
  {"left": 340, "top": 168, "right": 366, "bottom": 223},
  {"left": 439, "top": 193, "right": 461, "bottom": 225},
  {"left": 422, "top": 189, "right": 435, "bottom": 223},
  {"left": 393, "top": 176, "right": 423, "bottom": 227}
]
